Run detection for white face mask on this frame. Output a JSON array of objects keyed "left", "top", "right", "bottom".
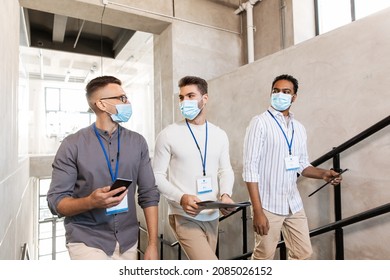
[{"left": 270, "top": 93, "right": 292, "bottom": 111}]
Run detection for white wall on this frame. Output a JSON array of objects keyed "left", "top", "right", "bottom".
[{"left": 0, "top": 1, "right": 35, "bottom": 260}]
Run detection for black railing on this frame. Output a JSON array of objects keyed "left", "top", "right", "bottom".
[
  {"left": 307, "top": 115, "right": 389, "bottom": 260},
  {"left": 138, "top": 225, "right": 182, "bottom": 260},
  {"left": 217, "top": 205, "right": 249, "bottom": 258},
  {"left": 139, "top": 115, "right": 390, "bottom": 260},
  {"left": 138, "top": 204, "right": 250, "bottom": 260},
  {"left": 311, "top": 115, "right": 390, "bottom": 166},
  {"left": 21, "top": 243, "right": 30, "bottom": 260},
  {"left": 309, "top": 202, "right": 390, "bottom": 237},
  {"left": 233, "top": 115, "right": 390, "bottom": 260}
]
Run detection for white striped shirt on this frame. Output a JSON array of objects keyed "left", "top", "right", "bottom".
[{"left": 242, "top": 107, "right": 312, "bottom": 215}]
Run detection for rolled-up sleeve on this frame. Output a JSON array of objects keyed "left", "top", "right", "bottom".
[
  {"left": 137, "top": 139, "right": 160, "bottom": 208},
  {"left": 218, "top": 130, "right": 234, "bottom": 196},
  {"left": 47, "top": 138, "right": 78, "bottom": 216},
  {"left": 242, "top": 116, "right": 264, "bottom": 182}
]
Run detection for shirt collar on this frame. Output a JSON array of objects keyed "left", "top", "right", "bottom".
[{"left": 267, "top": 106, "right": 294, "bottom": 119}]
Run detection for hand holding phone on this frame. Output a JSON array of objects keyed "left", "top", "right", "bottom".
[{"left": 110, "top": 178, "right": 132, "bottom": 197}]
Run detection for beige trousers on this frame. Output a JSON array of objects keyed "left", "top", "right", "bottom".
[
  {"left": 169, "top": 214, "right": 219, "bottom": 260},
  {"left": 252, "top": 209, "right": 313, "bottom": 260},
  {"left": 67, "top": 241, "right": 138, "bottom": 260}
]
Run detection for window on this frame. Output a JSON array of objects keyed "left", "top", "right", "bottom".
[
  {"left": 354, "top": 0, "right": 390, "bottom": 19},
  {"left": 317, "top": 0, "right": 351, "bottom": 34},
  {"left": 45, "top": 87, "right": 95, "bottom": 139},
  {"left": 316, "top": 0, "right": 390, "bottom": 35}
]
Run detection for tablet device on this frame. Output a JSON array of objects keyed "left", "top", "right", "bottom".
[{"left": 196, "top": 200, "right": 251, "bottom": 209}]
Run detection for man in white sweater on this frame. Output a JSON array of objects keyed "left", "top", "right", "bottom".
[{"left": 153, "top": 76, "right": 235, "bottom": 260}]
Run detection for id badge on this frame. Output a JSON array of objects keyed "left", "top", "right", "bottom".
[
  {"left": 285, "top": 155, "right": 300, "bottom": 171},
  {"left": 106, "top": 194, "right": 129, "bottom": 215},
  {"left": 196, "top": 176, "right": 212, "bottom": 194}
]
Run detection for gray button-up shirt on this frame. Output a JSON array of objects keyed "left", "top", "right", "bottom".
[{"left": 47, "top": 124, "right": 159, "bottom": 255}]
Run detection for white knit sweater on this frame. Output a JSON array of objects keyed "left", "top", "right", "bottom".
[{"left": 153, "top": 120, "right": 234, "bottom": 221}]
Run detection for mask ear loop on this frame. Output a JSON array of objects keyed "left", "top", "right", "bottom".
[
  {"left": 95, "top": 99, "right": 108, "bottom": 113},
  {"left": 100, "top": 100, "right": 118, "bottom": 115},
  {"left": 291, "top": 93, "right": 297, "bottom": 104}
]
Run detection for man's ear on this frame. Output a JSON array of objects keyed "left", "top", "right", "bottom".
[
  {"left": 203, "top": 93, "right": 209, "bottom": 104},
  {"left": 95, "top": 99, "right": 107, "bottom": 112},
  {"left": 291, "top": 93, "right": 297, "bottom": 103}
]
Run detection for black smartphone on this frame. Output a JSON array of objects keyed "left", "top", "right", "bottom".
[{"left": 110, "top": 178, "right": 132, "bottom": 197}]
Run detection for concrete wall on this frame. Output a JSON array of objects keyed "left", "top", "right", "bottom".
[
  {"left": 250, "top": 0, "right": 295, "bottom": 60},
  {"left": 207, "top": 8, "right": 390, "bottom": 259},
  {"left": 4, "top": 0, "right": 388, "bottom": 260},
  {"left": 0, "top": 1, "right": 36, "bottom": 260}
]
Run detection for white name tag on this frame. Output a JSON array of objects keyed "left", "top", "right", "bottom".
[
  {"left": 106, "top": 194, "right": 129, "bottom": 215},
  {"left": 285, "top": 155, "right": 300, "bottom": 171},
  {"left": 196, "top": 176, "right": 213, "bottom": 194}
]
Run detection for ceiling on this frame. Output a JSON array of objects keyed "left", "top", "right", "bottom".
[
  {"left": 18, "top": 0, "right": 241, "bottom": 85},
  {"left": 19, "top": 6, "right": 154, "bottom": 85}
]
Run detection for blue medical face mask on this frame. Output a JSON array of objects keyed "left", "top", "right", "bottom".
[
  {"left": 179, "top": 100, "right": 201, "bottom": 120},
  {"left": 110, "top": 103, "right": 132, "bottom": 123},
  {"left": 270, "top": 93, "right": 292, "bottom": 111}
]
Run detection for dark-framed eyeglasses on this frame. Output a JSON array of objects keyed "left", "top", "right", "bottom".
[{"left": 100, "top": 95, "right": 128, "bottom": 103}]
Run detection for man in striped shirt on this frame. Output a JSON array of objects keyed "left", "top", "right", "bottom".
[{"left": 242, "top": 74, "right": 342, "bottom": 260}]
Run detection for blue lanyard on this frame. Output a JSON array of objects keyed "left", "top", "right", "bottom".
[
  {"left": 93, "top": 123, "right": 120, "bottom": 182},
  {"left": 185, "top": 120, "right": 208, "bottom": 176},
  {"left": 267, "top": 110, "right": 294, "bottom": 155}
]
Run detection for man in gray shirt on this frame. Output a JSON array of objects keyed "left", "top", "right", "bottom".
[{"left": 47, "top": 76, "right": 159, "bottom": 260}]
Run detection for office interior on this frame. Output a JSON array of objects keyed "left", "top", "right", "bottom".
[{"left": 1, "top": 0, "right": 389, "bottom": 260}]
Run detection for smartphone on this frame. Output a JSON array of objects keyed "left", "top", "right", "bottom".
[{"left": 110, "top": 178, "right": 132, "bottom": 197}]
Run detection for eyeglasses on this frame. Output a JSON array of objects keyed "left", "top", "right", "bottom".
[{"left": 100, "top": 95, "right": 128, "bottom": 103}]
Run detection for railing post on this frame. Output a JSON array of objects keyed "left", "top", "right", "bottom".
[
  {"left": 160, "top": 234, "right": 164, "bottom": 260},
  {"left": 242, "top": 207, "right": 248, "bottom": 254},
  {"left": 333, "top": 150, "right": 344, "bottom": 260},
  {"left": 279, "top": 234, "right": 287, "bottom": 259},
  {"left": 216, "top": 234, "right": 220, "bottom": 258},
  {"left": 137, "top": 222, "right": 141, "bottom": 260},
  {"left": 178, "top": 244, "right": 182, "bottom": 260},
  {"left": 52, "top": 217, "right": 57, "bottom": 260}
]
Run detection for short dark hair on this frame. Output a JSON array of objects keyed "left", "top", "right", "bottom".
[
  {"left": 178, "top": 76, "right": 208, "bottom": 95},
  {"left": 272, "top": 74, "right": 299, "bottom": 94},
  {"left": 86, "top": 76, "right": 122, "bottom": 99}
]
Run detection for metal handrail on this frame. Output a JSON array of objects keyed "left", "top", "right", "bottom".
[
  {"left": 231, "top": 115, "right": 390, "bottom": 260},
  {"left": 308, "top": 202, "right": 390, "bottom": 237},
  {"left": 138, "top": 224, "right": 182, "bottom": 259},
  {"left": 138, "top": 204, "right": 250, "bottom": 260},
  {"left": 231, "top": 202, "right": 390, "bottom": 260},
  {"left": 311, "top": 115, "right": 390, "bottom": 167},
  {"left": 276, "top": 202, "right": 390, "bottom": 247},
  {"left": 217, "top": 205, "right": 249, "bottom": 258},
  {"left": 139, "top": 116, "right": 390, "bottom": 260},
  {"left": 21, "top": 243, "right": 30, "bottom": 260}
]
